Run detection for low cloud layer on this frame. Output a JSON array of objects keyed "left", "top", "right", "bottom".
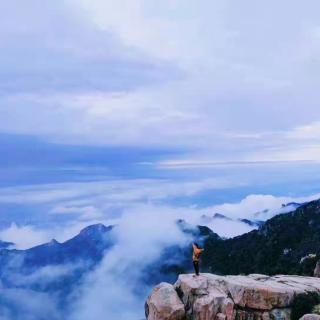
[
  {"left": 0, "top": 178, "right": 319, "bottom": 248},
  {"left": 69, "top": 209, "right": 191, "bottom": 320},
  {"left": 0, "top": 286, "right": 63, "bottom": 320},
  {"left": 0, "top": 177, "right": 319, "bottom": 319}
]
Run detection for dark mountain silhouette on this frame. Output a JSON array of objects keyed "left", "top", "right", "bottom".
[
  {"left": 0, "top": 239, "right": 14, "bottom": 249},
  {"left": 0, "top": 223, "right": 114, "bottom": 296},
  {"left": 238, "top": 218, "right": 264, "bottom": 227},
  {"left": 282, "top": 202, "right": 303, "bottom": 208},
  {"left": 1, "top": 198, "right": 320, "bottom": 315},
  {"left": 212, "top": 213, "right": 232, "bottom": 220},
  {"left": 0, "top": 223, "right": 113, "bottom": 269},
  {"left": 200, "top": 212, "right": 263, "bottom": 230},
  {"left": 200, "top": 199, "right": 320, "bottom": 275},
  {"left": 146, "top": 198, "right": 320, "bottom": 282}
]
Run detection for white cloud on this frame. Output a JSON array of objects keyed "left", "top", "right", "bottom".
[
  {"left": 207, "top": 193, "right": 320, "bottom": 221},
  {"left": 49, "top": 205, "right": 104, "bottom": 221},
  {"left": 0, "top": 0, "right": 319, "bottom": 164},
  {"left": 287, "top": 121, "right": 320, "bottom": 141},
  {"left": 72, "top": 0, "right": 229, "bottom": 67},
  {"left": 0, "top": 284, "right": 62, "bottom": 320},
  {"left": 0, "top": 178, "right": 243, "bottom": 204},
  {"left": 0, "top": 220, "right": 111, "bottom": 249},
  {"left": 7, "top": 263, "right": 84, "bottom": 287},
  {"left": 1, "top": 178, "right": 319, "bottom": 248},
  {"left": 1, "top": 181, "right": 319, "bottom": 318},
  {"left": 0, "top": 1, "right": 319, "bottom": 318},
  {"left": 66, "top": 191, "right": 320, "bottom": 319},
  {"left": 69, "top": 206, "right": 191, "bottom": 320},
  {"left": 0, "top": 223, "right": 50, "bottom": 249},
  {"left": 203, "top": 219, "right": 253, "bottom": 238},
  {"left": 237, "top": 121, "right": 320, "bottom": 162}
]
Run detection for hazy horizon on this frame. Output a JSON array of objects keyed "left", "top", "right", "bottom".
[{"left": 1, "top": 1, "right": 320, "bottom": 319}]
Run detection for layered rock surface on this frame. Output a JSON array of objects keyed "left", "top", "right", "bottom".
[
  {"left": 145, "top": 283, "right": 185, "bottom": 320},
  {"left": 145, "top": 274, "right": 320, "bottom": 320}
]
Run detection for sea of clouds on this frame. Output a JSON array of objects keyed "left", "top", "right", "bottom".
[{"left": 0, "top": 179, "right": 319, "bottom": 319}]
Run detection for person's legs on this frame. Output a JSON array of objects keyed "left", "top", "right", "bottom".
[{"left": 193, "top": 261, "right": 199, "bottom": 275}]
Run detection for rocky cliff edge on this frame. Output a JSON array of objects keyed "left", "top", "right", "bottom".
[{"left": 145, "top": 274, "right": 320, "bottom": 320}]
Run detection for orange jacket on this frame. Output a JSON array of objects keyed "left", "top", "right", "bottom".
[{"left": 192, "top": 243, "right": 204, "bottom": 261}]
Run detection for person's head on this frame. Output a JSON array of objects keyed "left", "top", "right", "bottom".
[{"left": 193, "top": 242, "right": 200, "bottom": 249}]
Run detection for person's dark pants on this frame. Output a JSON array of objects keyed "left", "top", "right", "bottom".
[{"left": 193, "top": 260, "right": 199, "bottom": 275}]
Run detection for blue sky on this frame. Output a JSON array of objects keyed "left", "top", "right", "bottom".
[
  {"left": 0, "top": 0, "right": 320, "bottom": 247},
  {"left": 1, "top": 3, "right": 320, "bottom": 318}
]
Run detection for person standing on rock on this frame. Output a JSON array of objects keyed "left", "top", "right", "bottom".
[{"left": 192, "top": 243, "right": 204, "bottom": 276}]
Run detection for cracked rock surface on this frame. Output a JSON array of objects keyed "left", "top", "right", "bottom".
[{"left": 145, "top": 274, "right": 320, "bottom": 320}]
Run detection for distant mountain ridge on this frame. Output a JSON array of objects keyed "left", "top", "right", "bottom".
[
  {"left": 144, "top": 198, "right": 320, "bottom": 282},
  {"left": 199, "top": 199, "right": 320, "bottom": 275},
  {"left": 0, "top": 239, "right": 14, "bottom": 249},
  {"left": 253, "top": 201, "right": 303, "bottom": 219},
  {"left": 0, "top": 223, "right": 114, "bottom": 301},
  {"left": 0, "top": 199, "right": 318, "bottom": 318},
  {"left": 0, "top": 199, "right": 316, "bottom": 281},
  {"left": 0, "top": 223, "right": 113, "bottom": 268},
  {"left": 200, "top": 212, "right": 263, "bottom": 228},
  {"left": 238, "top": 218, "right": 264, "bottom": 227}
]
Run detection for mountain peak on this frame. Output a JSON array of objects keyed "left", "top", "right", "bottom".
[
  {"left": 79, "top": 223, "right": 113, "bottom": 236},
  {"left": 0, "top": 240, "right": 14, "bottom": 249},
  {"left": 282, "top": 202, "right": 303, "bottom": 208},
  {"left": 49, "top": 238, "right": 60, "bottom": 245},
  {"left": 213, "top": 213, "right": 231, "bottom": 220}
]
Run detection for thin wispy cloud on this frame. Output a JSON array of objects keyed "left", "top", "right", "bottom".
[
  {"left": 0, "top": 0, "right": 319, "bottom": 163},
  {"left": 0, "top": 176, "right": 319, "bottom": 248}
]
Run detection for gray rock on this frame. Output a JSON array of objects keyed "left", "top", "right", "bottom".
[
  {"left": 145, "top": 282, "right": 185, "bottom": 320},
  {"left": 146, "top": 274, "right": 320, "bottom": 320}
]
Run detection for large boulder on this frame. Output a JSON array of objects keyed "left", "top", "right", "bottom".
[
  {"left": 174, "top": 275, "right": 234, "bottom": 320},
  {"left": 175, "top": 274, "right": 298, "bottom": 311},
  {"left": 175, "top": 274, "right": 320, "bottom": 311},
  {"left": 145, "top": 282, "right": 185, "bottom": 320},
  {"left": 223, "top": 275, "right": 297, "bottom": 310},
  {"left": 145, "top": 274, "right": 320, "bottom": 320}
]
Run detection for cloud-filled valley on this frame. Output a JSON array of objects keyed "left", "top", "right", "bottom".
[
  {"left": 1, "top": 174, "right": 320, "bottom": 248},
  {"left": 0, "top": 172, "right": 319, "bottom": 319},
  {"left": 1, "top": 0, "right": 320, "bottom": 319},
  {"left": 0, "top": 175, "right": 319, "bottom": 319}
]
